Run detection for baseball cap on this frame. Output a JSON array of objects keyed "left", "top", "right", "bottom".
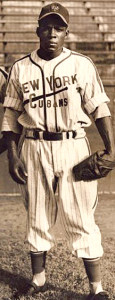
[{"left": 38, "top": 2, "right": 69, "bottom": 26}]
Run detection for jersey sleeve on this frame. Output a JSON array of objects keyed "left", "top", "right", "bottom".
[
  {"left": 2, "top": 63, "right": 23, "bottom": 133},
  {"left": 83, "top": 60, "right": 110, "bottom": 115},
  {"left": 0, "top": 68, "right": 8, "bottom": 104},
  {"left": 92, "top": 102, "right": 111, "bottom": 121},
  {"left": 3, "top": 63, "right": 23, "bottom": 111},
  {"left": 1, "top": 107, "right": 22, "bottom": 134}
]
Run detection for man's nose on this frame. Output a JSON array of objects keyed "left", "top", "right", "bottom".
[{"left": 50, "top": 27, "right": 56, "bottom": 37}]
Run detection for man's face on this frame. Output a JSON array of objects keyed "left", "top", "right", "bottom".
[{"left": 38, "top": 15, "right": 68, "bottom": 56}]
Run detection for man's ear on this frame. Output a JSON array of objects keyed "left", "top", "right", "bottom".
[
  {"left": 36, "top": 27, "right": 40, "bottom": 37},
  {"left": 66, "top": 28, "right": 69, "bottom": 36}
]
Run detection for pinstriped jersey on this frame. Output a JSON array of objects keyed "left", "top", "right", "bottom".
[
  {"left": 0, "top": 68, "right": 8, "bottom": 104},
  {"left": 2, "top": 48, "right": 110, "bottom": 133}
]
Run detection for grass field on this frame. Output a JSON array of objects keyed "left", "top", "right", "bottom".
[{"left": 0, "top": 194, "right": 115, "bottom": 300}]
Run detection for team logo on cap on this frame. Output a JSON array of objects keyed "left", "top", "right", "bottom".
[{"left": 51, "top": 3, "right": 59, "bottom": 12}]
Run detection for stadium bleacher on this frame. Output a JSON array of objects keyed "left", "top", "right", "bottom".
[
  {"left": 0, "top": 0, "right": 115, "bottom": 85},
  {"left": 0, "top": 0, "right": 114, "bottom": 113},
  {"left": 0, "top": 0, "right": 114, "bottom": 124}
]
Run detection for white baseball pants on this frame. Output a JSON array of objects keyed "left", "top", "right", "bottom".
[{"left": 20, "top": 136, "right": 103, "bottom": 259}]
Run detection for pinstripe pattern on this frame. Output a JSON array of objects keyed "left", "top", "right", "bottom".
[
  {"left": 2, "top": 108, "right": 21, "bottom": 134},
  {"left": 20, "top": 136, "right": 103, "bottom": 258},
  {"left": 29, "top": 55, "right": 48, "bottom": 131},
  {"left": 1, "top": 48, "right": 109, "bottom": 258},
  {"left": 52, "top": 51, "right": 72, "bottom": 131},
  {"left": 72, "top": 52, "right": 104, "bottom": 93},
  {"left": 2, "top": 47, "right": 110, "bottom": 133}
]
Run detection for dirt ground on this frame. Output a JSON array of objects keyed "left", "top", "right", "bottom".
[{"left": 0, "top": 194, "right": 115, "bottom": 300}]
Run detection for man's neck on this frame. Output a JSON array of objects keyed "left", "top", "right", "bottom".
[{"left": 37, "top": 48, "right": 63, "bottom": 60}]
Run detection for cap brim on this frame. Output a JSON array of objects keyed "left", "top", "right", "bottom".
[{"left": 39, "top": 12, "right": 68, "bottom": 25}]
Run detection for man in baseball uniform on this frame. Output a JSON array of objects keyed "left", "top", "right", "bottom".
[
  {"left": 1, "top": 3, "right": 115, "bottom": 299},
  {"left": 0, "top": 67, "right": 8, "bottom": 153}
]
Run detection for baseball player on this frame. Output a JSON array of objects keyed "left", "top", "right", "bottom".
[
  {"left": 0, "top": 67, "right": 8, "bottom": 153},
  {"left": 1, "top": 3, "right": 115, "bottom": 299}
]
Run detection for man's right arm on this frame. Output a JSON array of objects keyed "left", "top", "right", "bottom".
[
  {"left": 2, "top": 106, "right": 27, "bottom": 185},
  {"left": 3, "top": 130, "right": 27, "bottom": 184},
  {"left": 1, "top": 62, "right": 27, "bottom": 184}
]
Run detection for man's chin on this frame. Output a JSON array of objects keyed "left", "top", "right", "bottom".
[{"left": 47, "top": 46, "right": 57, "bottom": 52}]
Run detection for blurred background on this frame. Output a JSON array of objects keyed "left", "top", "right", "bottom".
[{"left": 0, "top": 0, "right": 115, "bottom": 196}]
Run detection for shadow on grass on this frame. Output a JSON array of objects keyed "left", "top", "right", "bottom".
[
  {"left": 0, "top": 268, "right": 86, "bottom": 299},
  {"left": 0, "top": 267, "right": 28, "bottom": 289}
]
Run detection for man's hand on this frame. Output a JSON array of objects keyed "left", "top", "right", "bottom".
[
  {"left": 97, "top": 149, "right": 115, "bottom": 162},
  {"left": 73, "top": 149, "right": 115, "bottom": 182},
  {"left": 9, "top": 153, "right": 27, "bottom": 184}
]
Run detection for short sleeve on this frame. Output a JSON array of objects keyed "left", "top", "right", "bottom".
[
  {"left": 3, "top": 63, "right": 23, "bottom": 112},
  {"left": 1, "top": 107, "right": 22, "bottom": 134},
  {"left": 83, "top": 60, "right": 110, "bottom": 114},
  {"left": 92, "top": 103, "right": 111, "bottom": 120}
]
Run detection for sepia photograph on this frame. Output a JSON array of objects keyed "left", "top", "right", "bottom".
[{"left": 0, "top": 0, "right": 115, "bottom": 299}]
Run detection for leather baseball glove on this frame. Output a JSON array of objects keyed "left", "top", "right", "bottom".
[{"left": 73, "top": 150, "right": 115, "bottom": 181}]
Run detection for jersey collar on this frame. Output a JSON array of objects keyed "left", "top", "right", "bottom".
[{"left": 30, "top": 47, "right": 71, "bottom": 65}]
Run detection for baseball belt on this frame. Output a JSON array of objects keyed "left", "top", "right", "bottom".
[{"left": 25, "top": 129, "right": 78, "bottom": 141}]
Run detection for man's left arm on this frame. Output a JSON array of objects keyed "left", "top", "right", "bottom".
[
  {"left": 73, "top": 61, "right": 115, "bottom": 181},
  {"left": 95, "top": 116, "right": 115, "bottom": 161},
  {"left": 83, "top": 60, "right": 115, "bottom": 161},
  {"left": 73, "top": 114, "right": 115, "bottom": 182}
]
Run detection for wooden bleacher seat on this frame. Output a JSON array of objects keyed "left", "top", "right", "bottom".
[
  {"left": 88, "top": 8, "right": 115, "bottom": 17},
  {"left": 85, "top": 1, "right": 115, "bottom": 8},
  {"left": 0, "top": 0, "right": 114, "bottom": 86}
]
